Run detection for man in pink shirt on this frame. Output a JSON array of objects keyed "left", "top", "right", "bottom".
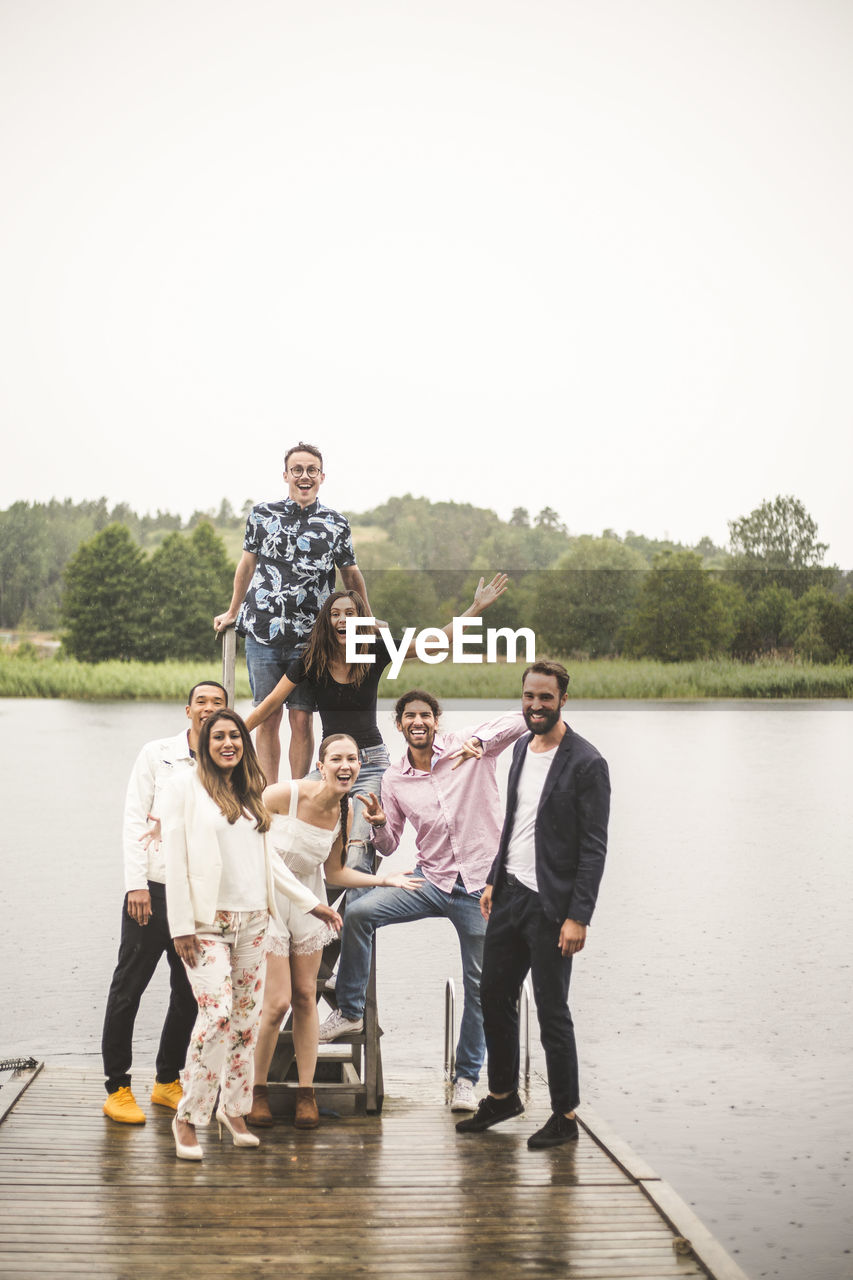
[{"left": 318, "top": 688, "right": 526, "bottom": 1111}]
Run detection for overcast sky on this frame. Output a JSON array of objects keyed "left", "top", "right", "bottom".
[{"left": 2, "top": 0, "right": 851, "bottom": 565}]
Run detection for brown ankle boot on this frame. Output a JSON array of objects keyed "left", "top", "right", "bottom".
[
  {"left": 247, "top": 1084, "right": 273, "bottom": 1128},
  {"left": 293, "top": 1086, "right": 319, "bottom": 1130}
]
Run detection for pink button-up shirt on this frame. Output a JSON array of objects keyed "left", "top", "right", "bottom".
[{"left": 371, "top": 712, "right": 527, "bottom": 893}]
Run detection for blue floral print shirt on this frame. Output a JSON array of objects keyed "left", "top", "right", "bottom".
[{"left": 236, "top": 498, "right": 357, "bottom": 647}]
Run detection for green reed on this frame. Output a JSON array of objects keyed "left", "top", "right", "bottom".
[{"left": 1, "top": 651, "right": 850, "bottom": 701}]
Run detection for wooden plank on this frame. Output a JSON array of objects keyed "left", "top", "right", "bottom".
[
  {"left": 639, "top": 1178, "right": 752, "bottom": 1280},
  {"left": 0, "top": 1066, "right": 748, "bottom": 1280},
  {"left": 577, "top": 1104, "right": 660, "bottom": 1182},
  {"left": 0, "top": 1059, "right": 43, "bottom": 1123},
  {"left": 577, "top": 1105, "right": 753, "bottom": 1280},
  {"left": 0, "top": 1264, "right": 701, "bottom": 1274}
]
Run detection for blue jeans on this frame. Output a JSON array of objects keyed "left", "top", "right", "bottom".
[
  {"left": 244, "top": 634, "right": 316, "bottom": 711},
  {"left": 335, "top": 872, "right": 487, "bottom": 1084}
]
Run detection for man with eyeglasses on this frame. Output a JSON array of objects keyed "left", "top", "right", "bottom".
[{"left": 214, "top": 442, "right": 370, "bottom": 782}]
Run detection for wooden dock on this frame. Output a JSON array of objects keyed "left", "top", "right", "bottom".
[{"left": 0, "top": 1064, "right": 749, "bottom": 1280}]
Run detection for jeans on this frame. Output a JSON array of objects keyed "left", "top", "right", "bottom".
[
  {"left": 101, "top": 882, "right": 198, "bottom": 1094},
  {"left": 244, "top": 634, "right": 316, "bottom": 711},
  {"left": 480, "top": 876, "right": 579, "bottom": 1114},
  {"left": 310, "top": 744, "right": 390, "bottom": 898},
  {"left": 335, "top": 871, "right": 487, "bottom": 1084}
]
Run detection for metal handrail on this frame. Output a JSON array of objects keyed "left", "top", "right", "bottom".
[
  {"left": 221, "top": 625, "right": 236, "bottom": 707},
  {"left": 443, "top": 974, "right": 532, "bottom": 1084},
  {"left": 444, "top": 979, "right": 456, "bottom": 1079}
]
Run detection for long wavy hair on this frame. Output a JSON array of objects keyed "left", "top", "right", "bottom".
[
  {"left": 318, "top": 733, "right": 359, "bottom": 865},
  {"left": 197, "top": 709, "right": 271, "bottom": 831},
  {"left": 301, "top": 591, "right": 378, "bottom": 688}
]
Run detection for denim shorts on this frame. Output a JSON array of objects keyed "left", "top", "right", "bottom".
[{"left": 244, "top": 634, "right": 317, "bottom": 711}]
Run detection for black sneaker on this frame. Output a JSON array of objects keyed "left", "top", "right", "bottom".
[
  {"left": 527, "top": 1111, "right": 579, "bottom": 1149},
  {"left": 455, "top": 1091, "right": 524, "bottom": 1133}
]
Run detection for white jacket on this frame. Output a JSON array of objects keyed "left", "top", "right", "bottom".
[
  {"left": 123, "top": 728, "right": 195, "bottom": 891},
  {"left": 162, "top": 771, "right": 320, "bottom": 938}
]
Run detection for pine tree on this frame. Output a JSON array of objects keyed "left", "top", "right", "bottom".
[
  {"left": 61, "top": 525, "right": 146, "bottom": 661},
  {"left": 142, "top": 522, "right": 235, "bottom": 661}
]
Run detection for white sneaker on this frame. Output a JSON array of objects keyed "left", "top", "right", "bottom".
[
  {"left": 323, "top": 972, "right": 337, "bottom": 992},
  {"left": 450, "top": 1078, "right": 478, "bottom": 1112},
  {"left": 318, "top": 1008, "right": 364, "bottom": 1042}
]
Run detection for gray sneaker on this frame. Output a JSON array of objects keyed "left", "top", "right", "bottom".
[
  {"left": 318, "top": 1008, "right": 364, "bottom": 1042},
  {"left": 450, "top": 1079, "right": 478, "bottom": 1112}
]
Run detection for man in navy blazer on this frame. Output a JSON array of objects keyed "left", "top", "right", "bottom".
[{"left": 457, "top": 660, "right": 610, "bottom": 1149}]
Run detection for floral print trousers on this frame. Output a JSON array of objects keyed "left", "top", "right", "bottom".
[{"left": 177, "top": 909, "right": 268, "bottom": 1127}]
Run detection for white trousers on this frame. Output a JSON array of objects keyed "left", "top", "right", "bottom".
[{"left": 177, "top": 909, "right": 268, "bottom": 1126}]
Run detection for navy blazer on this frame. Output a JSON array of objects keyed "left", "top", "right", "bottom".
[{"left": 487, "top": 724, "right": 610, "bottom": 926}]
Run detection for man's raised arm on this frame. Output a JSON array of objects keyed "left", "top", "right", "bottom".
[
  {"left": 214, "top": 550, "right": 257, "bottom": 632},
  {"left": 469, "top": 710, "right": 528, "bottom": 755}
]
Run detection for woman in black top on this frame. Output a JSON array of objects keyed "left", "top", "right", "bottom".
[{"left": 244, "top": 575, "right": 507, "bottom": 874}]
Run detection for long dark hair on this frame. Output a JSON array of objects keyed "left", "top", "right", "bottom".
[
  {"left": 197, "top": 709, "right": 271, "bottom": 831},
  {"left": 318, "top": 733, "right": 359, "bottom": 864},
  {"left": 301, "top": 591, "right": 378, "bottom": 687}
]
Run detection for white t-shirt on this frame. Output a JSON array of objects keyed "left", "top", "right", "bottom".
[{"left": 504, "top": 743, "right": 558, "bottom": 892}]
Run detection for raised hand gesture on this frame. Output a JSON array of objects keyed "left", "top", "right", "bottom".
[
  {"left": 355, "top": 792, "right": 387, "bottom": 827},
  {"left": 448, "top": 738, "right": 484, "bottom": 771},
  {"left": 472, "top": 573, "right": 509, "bottom": 612}
]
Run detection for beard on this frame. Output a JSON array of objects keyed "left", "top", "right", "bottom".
[{"left": 523, "top": 704, "right": 561, "bottom": 736}]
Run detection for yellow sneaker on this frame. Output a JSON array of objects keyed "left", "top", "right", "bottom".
[
  {"left": 103, "top": 1086, "right": 146, "bottom": 1124},
  {"left": 150, "top": 1079, "right": 182, "bottom": 1110}
]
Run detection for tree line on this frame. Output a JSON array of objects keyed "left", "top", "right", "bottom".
[
  {"left": 0, "top": 497, "right": 247, "bottom": 633},
  {"left": 1, "top": 492, "right": 850, "bottom": 664}
]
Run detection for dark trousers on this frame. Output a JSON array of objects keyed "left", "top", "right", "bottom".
[
  {"left": 480, "top": 876, "right": 580, "bottom": 1114},
  {"left": 101, "top": 881, "right": 197, "bottom": 1094}
]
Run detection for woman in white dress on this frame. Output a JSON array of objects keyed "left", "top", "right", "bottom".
[
  {"left": 163, "top": 709, "right": 343, "bottom": 1160},
  {"left": 249, "top": 733, "right": 422, "bottom": 1130}
]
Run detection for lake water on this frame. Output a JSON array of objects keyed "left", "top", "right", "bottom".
[{"left": 1, "top": 697, "right": 851, "bottom": 1280}]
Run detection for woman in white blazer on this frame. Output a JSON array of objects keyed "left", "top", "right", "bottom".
[{"left": 162, "top": 708, "right": 341, "bottom": 1161}]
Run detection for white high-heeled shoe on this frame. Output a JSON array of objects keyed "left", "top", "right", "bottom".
[
  {"left": 172, "top": 1115, "right": 203, "bottom": 1161},
  {"left": 216, "top": 1108, "right": 260, "bottom": 1147}
]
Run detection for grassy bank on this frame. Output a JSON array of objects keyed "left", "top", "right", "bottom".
[
  {"left": 0, "top": 656, "right": 254, "bottom": 702},
  {"left": 378, "top": 657, "right": 853, "bottom": 699},
  {"left": 1, "top": 652, "right": 851, "bottom": 701}
]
